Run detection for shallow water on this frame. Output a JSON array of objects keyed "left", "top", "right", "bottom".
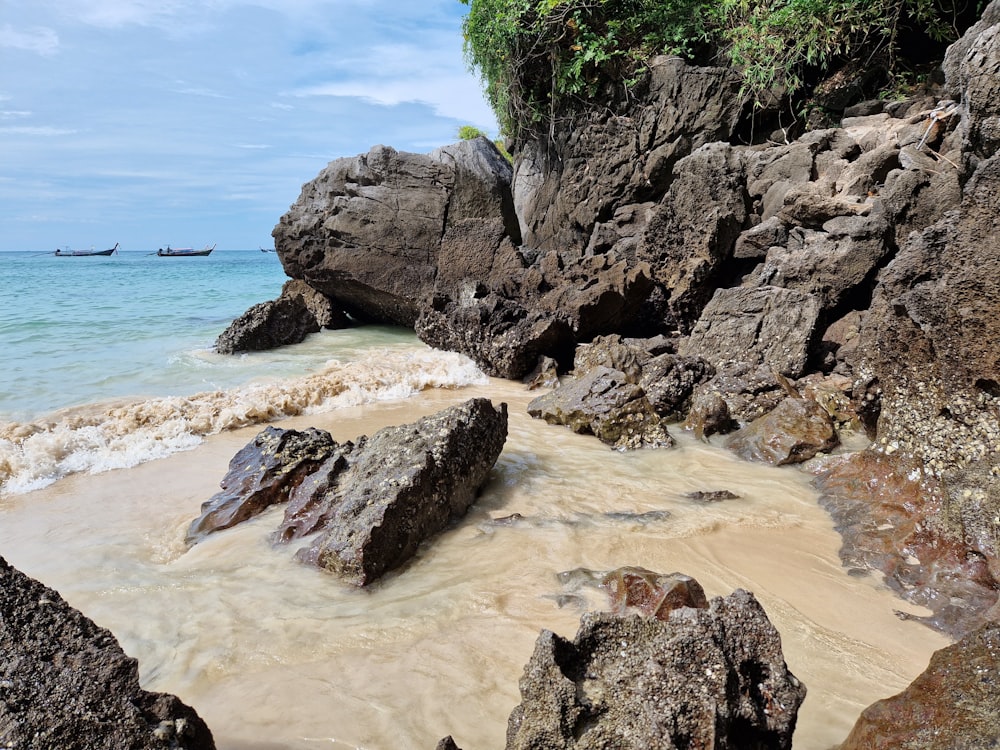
[{"left": 0, "top": 378, "right": 949, "bottom": 750}]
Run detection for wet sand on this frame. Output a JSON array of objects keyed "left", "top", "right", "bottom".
[{"left": 0, "top": 379, "right": 948, "bottom": 749}]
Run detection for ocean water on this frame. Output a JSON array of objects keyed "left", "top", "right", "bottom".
[
  {"left": 0, "top": 248, "right": 950, "bottom": 749},
  {"left": 0, "top": 250, "right": 486, "bottom": 494}
]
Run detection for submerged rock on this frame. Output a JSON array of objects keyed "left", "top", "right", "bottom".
[
  {"left": 813, "top": 450, "right": 999, "bottom": 636},
  {"left": 0, "top": 556, "right": 216, "bottom": 750},
  {"left": 841, "top": 622, "right": 1000, "bottom": 749},
  {"left": 600, "top": 567, "right": 709, "bottom": 620},
  {"left": 505, "top": 588, "right": 805, "bottom": 750}
]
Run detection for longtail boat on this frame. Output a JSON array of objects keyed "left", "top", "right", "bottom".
[
  {"left": 54, "top": 242, "right": 119, "bottom": 257},
  {"left": 156, "top": 244, "right": 215, "bottom": 257}
]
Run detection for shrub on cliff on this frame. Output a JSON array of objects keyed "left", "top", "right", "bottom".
[{"left": 460, "top": 0, "right": 975, "bottom": 136}]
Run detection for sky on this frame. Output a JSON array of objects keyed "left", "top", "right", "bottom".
[{"left": 0, "top": 0, "right": 499, "bottom": 251}]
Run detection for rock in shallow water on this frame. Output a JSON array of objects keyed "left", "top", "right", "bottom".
[{"left": 505, "top": 588, "right": 805, "bottom": 750}]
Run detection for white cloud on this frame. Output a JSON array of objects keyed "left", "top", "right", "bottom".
[
  {"left": 0, "top": 24, "right": 59, "bottom": 55},
  {"left": 0, "top": 111, "right": 32, "bottom": 119},
  {"left": 0, "top": 126, "right": 76, "bottom": 136}
]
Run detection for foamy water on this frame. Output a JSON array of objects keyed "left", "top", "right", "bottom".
[
  {"left": 0, "top": 378, "right": 949, "bottom": 750},
  {"left": 0, "top": 346, "right": 487, "bottom": 495}
]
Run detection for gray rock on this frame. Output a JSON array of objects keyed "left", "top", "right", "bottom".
[
  {"left": 505, "top": 588, "right": 806, "bottom": 750},
  {"left": 527, "top": 366, "right": 673, "bottom": 451},
  {"left": 0, "top": 556, "right": 216, "bottom": 750},
  {"left": 215, "top": 279, "right": 350, "bottom": 354},
  {"left": 679, "top": 286, "right": 822, "bottom": 378},
  {"left": 292, "top": 398, "right": 508, "bottom": 585}
]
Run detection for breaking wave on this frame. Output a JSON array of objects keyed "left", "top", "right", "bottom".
[{"left": 0, "top": 348, "right": 487, "bottom": 496}]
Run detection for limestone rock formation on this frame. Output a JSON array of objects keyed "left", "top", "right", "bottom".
[
  {"left": 505, "top": 588, "right": 805, "bottom": 750},
  {"left": 0, "top": 556, "right": 216, "bottom": 750}
]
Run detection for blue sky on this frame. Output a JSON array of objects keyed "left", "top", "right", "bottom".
[{"left": 0, "top": 0, "right": 498, "bottom": 251}]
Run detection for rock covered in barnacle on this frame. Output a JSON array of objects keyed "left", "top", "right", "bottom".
[
  {"left": 505, "top": 587, "right": 805, "bottom": 750},
  {"left": 0, "top": 556, "right": 216, "bottom": 750},
  {"left": 725, "top": 395, "right": 839, "bottom": 465}
]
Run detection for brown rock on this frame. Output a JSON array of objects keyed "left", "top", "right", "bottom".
[
  {"left": 600, "top": 567, "right": 709, "bottom": 620},
  {"left": 186, "top": 426, "right": 337, "bottom": 545},
  {"left": 841, "top": 622, "right": 1000, "bottom": 749},
  {"left": 725, "top": 395, "right": 839, "bottom": 465}
]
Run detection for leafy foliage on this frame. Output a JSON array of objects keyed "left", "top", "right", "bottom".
[{"left": 460, "top": 0, "right": 972, "bottom": 137}]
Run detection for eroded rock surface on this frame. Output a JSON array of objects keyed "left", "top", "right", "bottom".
[
  {"left": 841, "top": 622, "right": 1000, "bottom": 749},
  {"left": 0, "top": 556, "right": 216, "bottom": 750},
  {"left": 215, "top": 279, "right": 350, "bottom": 354},
  {"left": 505, "top": 588, "right": 805, "bottom": 750}
]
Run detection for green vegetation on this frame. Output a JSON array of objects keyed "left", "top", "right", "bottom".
[
  {"left": 459, "top": 0, "right": 973, "bottom": 137},
  {"left": 457, "top": 125, "right": 490, "bottom": 140}
]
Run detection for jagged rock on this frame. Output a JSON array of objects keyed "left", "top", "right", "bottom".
[
  {"left": 523, "top": 355, "right": 560, "bottom": 390},
  {"left": 733, "top": 216, "right": 788, "bottom": 260},
  {"left": 686, "top": 490, "right": 741, "bottom": 503},
  {"left": 812, "top": 451, "right": 999, "bottom": 637},
  {"left": 0, "top": 556, "right": 216, "bottom": 750},
  {"left": 293, "top": 398, "right": 508, "bottom": 585},
  {"left": 415, "top": 292, "right": 574, "bottom": 380},
  {"left": 725, "top": 395, "right": 839, "bottom": 465},
  {"left": 215, "top": 279, "right": 350, "bottom": 354},
  {"left": 527, "top": 367, "right": 673, "bottom": 451},
  {"left": 186, "top": 426, "right": 337, "bottom": 545},
  {"left": 638, "top": 353, "right": 714, "bottom": 420},
  {"left": 513, "top": 57, "right": 744, "bottom": 255},
  {"left": 637, "top": 142, "right": 748, "bottom": 330},
  {"left": 855, "top": 154, "right": 1000, "bottom": 557},
  {"left": 943, "top": 1, "right": 1000, "bottom": 161},
  {"left": 744, "top": 219, "right": 891, "bottom": 314},
  {"left": 682, "top": 388, "right": 736, "bottom": 439},
  {"left": 505, "top": 588, "right": 806, "bottom": 750},
  {"left": 841, "top": 622, "right": 1000, "bottom": 749},
  {"left": 679, "top": 286, "right": 822, "bottom": 379},
  {"left": 600, "top": 567, "right": 708, "bottom": 620}
]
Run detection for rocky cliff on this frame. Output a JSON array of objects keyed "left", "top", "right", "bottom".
[{"left": 266, "top": 3, "right": 1000, "bottom": 637}]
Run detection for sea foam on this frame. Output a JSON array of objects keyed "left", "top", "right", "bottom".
[{"left": 0, "top": 348, "right": 487, "bottom": 496}]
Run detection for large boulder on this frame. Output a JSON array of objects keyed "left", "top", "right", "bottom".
[
  {"left": 841, "top": 621, "right": 1000, "bottom": 749},
  {"left": 0, "top": 556, "right": 216, "bottom": 750},
  {"left": 505, "top": 588, "right": 806, "bottom": 750},
  {"left": 185, "top": 400, "right": 508, "bottom": 586},
  {"left": 274, "top": 138, "right": 515, "bottom": 327}
]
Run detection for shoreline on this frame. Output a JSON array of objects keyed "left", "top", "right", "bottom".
[{"left": 0, "top": 378, "right": 950, "bottom": 749}]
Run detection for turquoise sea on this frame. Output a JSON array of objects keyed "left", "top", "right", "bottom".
[{"left": 0, "top": 249, "right": 486, "bottom": 494}]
